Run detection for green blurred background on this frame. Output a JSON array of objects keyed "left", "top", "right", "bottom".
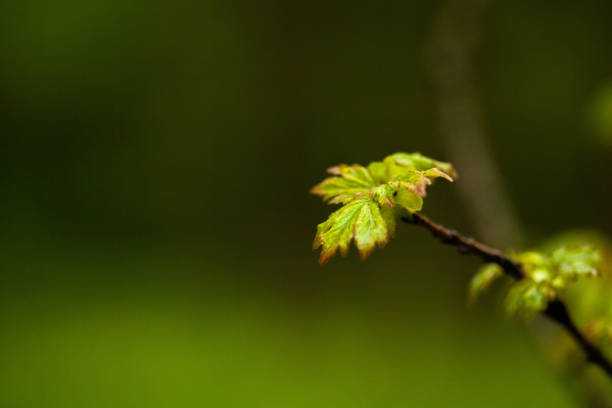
[{"left": 2, "top": 0, "right": 612, "bottom": 406}]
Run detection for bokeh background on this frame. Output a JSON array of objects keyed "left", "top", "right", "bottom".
[{"left": 2, "top": 0, "right": 612, "bottom": 406}]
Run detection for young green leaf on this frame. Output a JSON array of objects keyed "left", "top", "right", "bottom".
[
  {"left": 313, "top": 198, "right": 391, "bottom": 265},
  {"left": 387, "top": 171, "right": 431, "bottom": 197},
  {"left": 387, "top": 152, "right": 457, "bottom": 180},
  {"left": 380, "top": 206, "right": 397, "bottom": 238},
  {"left": 468, "top": 263, "right": 503, "bottom": 305},
  {"left": 505, "top": 280, "right": 554, "bottom": 321},
  {"left": 394, "top": 188, "right": 423, "bottom": 212},
  {"left": 311, "top": 152, "right": 456, "bottom": 264},
  {"left": 310, "top": 164, "right": 376, "bottom": 204},
  {"left": 353, "top": 199, "right": 390, "bottom": 260},
  {"left": 550, "top": 245, "right": 601, "bottom": 280}
]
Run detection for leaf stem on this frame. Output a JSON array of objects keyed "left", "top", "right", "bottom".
[{"left": 402, "top": 212, "right": 612, "bottom": 378}]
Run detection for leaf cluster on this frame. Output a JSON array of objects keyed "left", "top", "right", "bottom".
[
  {"left": 311, "top": 153, "right": 456, "bottom": 265},
  {"left": 470, "top": 245, "right": 602, "bottom": 320}
]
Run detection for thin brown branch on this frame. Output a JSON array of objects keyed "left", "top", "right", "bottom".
[{"left": 402, "top": 212, "right": 612, "bottom": 379}]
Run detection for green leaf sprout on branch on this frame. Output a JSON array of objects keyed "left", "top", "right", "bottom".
[
  {"left": 470, "top": 246, "right": 601, "bottom": 320},
  {"left": 310, "top": 152, "right": 457, "bottom": 265},
  {"left": 310, "top": 151, "right": 612, "bottom": 379}
]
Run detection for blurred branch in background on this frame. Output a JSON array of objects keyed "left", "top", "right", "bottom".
[
  {"left": 428, "top": 2, "right": 612, "bottom": 405},
  {"left": 427, "top": 0, "right": 523, "bottom": 249}
]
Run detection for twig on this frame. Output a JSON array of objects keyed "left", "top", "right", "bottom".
[{"left": 402, "top": 212, "right": 612, "bottom": 379}]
